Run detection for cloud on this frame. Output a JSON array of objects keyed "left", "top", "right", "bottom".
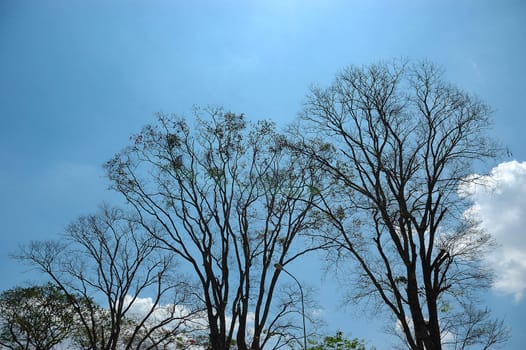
[
  {"left": 461, "top": 161, "right": 526, "bottom": 301},
  {"left": 123, "top": 295, "right": 264, "bottom": 345},
  {"left": 122, "top": 295, "right": 208, "bottom": 349},
  {"left": 124, "top": 295, "right": 207, "bottom": 327}
]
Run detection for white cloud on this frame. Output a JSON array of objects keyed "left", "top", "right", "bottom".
[
  {"left": 123, "top": 295, "right": 271, "bottom": 346},
  {"left": 124, "top": 295, "right": 207, "bottom": 327},
  {"left": 123, "top": 295, "right": 208, "bottom": 349},
  {"left": 461, "top": 161, "right": 526, "bottom": 301}
]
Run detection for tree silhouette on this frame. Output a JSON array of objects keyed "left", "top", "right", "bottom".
[
  {"left": 292, "top": 60, "right": 509, "bottom": 350},
  {"left": 105, "top": 109, "right": 326, "bottom": 350}
]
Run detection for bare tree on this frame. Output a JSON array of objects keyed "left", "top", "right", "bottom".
[
  {"left": 292, "top": 60, "right": 509, "bottom": 350},
  {"left": 105, "top": 109, "right": 325, "bottom": 350},
  {"left": 17, "top": 205, "right": 200, "bottom": 350},
  {"left": 442, "top": 303, "right": 510, "bottom": 350}
]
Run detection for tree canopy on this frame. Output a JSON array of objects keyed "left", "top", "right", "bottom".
[
  {"left": 291, "top": 60, "right": 508, "bottom": 350},
  {"left": 8, "top": 59, "right": 511, "bottom": 350},
  {"left": 17, "top": 206, "right": 200, "bottom": 350},
  {"left": 105, "top": 109, "right": 326, "bottom": 350},
  {"left": 307, "top": 331, "right": 368, "bottom": 350},
  {"left": 0, "top": 284, "right": 76, "bottom": 350}
]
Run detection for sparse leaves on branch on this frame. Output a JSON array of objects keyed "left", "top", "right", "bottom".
[
  {"left": 17, "top": 205, "right": 200, "bottom": 350},
  {"left": 105, "top": 108, "right": 326, "bottom": 350},
  {"left": 8, "top": 59, "right": 511, "bottom": 350},
  {"left": 292, "top": 60, "right": 508, "bottom": 350}
]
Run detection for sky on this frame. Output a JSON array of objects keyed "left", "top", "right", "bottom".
[{"left": 1, "top": 0, "right": 525, "bottom": 348}]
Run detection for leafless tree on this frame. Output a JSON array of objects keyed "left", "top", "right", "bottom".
[
  {"left": 442, "top": 303, "right": 510, "bottom": 350},
  {"left": 17, "top": 205, "right": 200, "bottom": 350},
  {"left": 105, "top": 109, "right": 325, "bottom": 350},
  {"left": 291, "top": 60, "right": 509, "bottom": 350}
]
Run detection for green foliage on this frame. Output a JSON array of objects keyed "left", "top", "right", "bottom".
[
  {"left": 308, "top": 331, "right": 369, "bottom": 350},
  {"left": 0, "top": 284, "right": 76, "bottom": 350}
]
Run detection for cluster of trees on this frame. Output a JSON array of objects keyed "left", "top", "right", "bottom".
[
  {"left": 3, "top": 208, "right": 205, "bottom": 350},
  {"left": 2, "top": 60, "right": 510, "bottom": 350}
]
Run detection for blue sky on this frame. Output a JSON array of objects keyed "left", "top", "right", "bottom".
[{"left": 1, "top": 0, "right": 525, "bottom": 348}]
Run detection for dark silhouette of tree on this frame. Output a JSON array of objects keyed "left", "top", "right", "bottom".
[
  {"left": 105, "top": 109, "right": 325, "bottom": 350},
  {"left": 291, "top": 60, "right": 509, "bottom": 350},
  {"left": 0, "top": 284, "right": 76, "bottom": 350},
  {"left": 17, "top": 205, "right": 200, "bottom": 350}
]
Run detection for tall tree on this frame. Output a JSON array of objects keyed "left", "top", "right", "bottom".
[
  {"left": 292, "top": 60, "right": 509, "bottom": 350},
  {"left": 0, "top": 284, "right": 76, "bottom": 350},
  {"left": 105, "top": 109, "right": 324, "bottom": 350},
  {"left": 18, "top": 205, "right": 199, "bottom": 350}
]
